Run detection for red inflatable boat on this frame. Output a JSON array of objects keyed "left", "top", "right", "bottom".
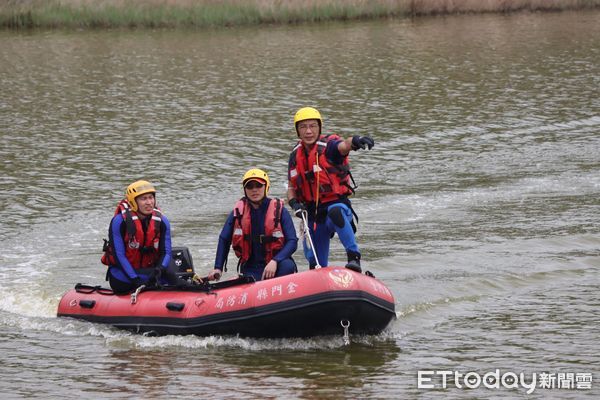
[{"left": 57, "top": 267, "right": 396, "bottom": 338}]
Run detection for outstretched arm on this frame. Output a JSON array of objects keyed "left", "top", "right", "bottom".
[{"left": 337, "top": 136, "right": 375, "bottom": 156}]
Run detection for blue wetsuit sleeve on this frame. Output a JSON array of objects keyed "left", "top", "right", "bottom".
[
  {"left": 325, "top": 137, "right": 347, "bottom": 165},
  {"left": 158, "top": 216, "right": 172, "bottom": 269},
  {"left": 214, "top": 212, "right": 234, "bottom": 270},
  {"left": 272, "top": 208, "right": 298, "bottom": 263},
  {"left": 110, "top": 216, "right": 137, "bottom": 280}
]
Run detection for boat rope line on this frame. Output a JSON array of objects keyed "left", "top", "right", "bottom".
[
  {"left": 300, "top": 210, "right": 321, "bottom": 268},
  {"left": 75, "top": 275, "right": 259, "bottom": 303},
  {"left": 130, "top": 285, "right": 145, "bottom": 304}
]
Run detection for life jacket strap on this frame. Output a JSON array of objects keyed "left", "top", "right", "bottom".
[
  {"left": 273, "top": 199, "right": 282, "bottom": 228},
  {"left": 244, "top": 233, "right": 278, "bottom": 244}
]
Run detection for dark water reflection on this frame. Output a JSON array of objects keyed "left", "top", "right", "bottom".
[{"left": 0, "top": 10, "right": 599, "bottom": 399}]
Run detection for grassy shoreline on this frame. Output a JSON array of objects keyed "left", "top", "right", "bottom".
[{"left": 2, "top": 0, "right": 599, "bottom": 30}]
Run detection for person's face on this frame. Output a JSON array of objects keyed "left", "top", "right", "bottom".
[
  {"left": 135, "top": 193, "right": 155, "bottom": 216},
  {"left": 244, "top": 180, "right": 266, "bottom": 203},
  {"left": 296, "top": 119, "right": 320, "bottom": 145}
]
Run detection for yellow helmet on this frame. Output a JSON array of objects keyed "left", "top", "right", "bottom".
[
  {"left": 242, "top": 168, "right": 270, "bottom": 196},
  {"left": 126, "top": 180, "right": 156, "bottom": 212},
  {"left": 294, "top": 107, "right": 322, "bottom": 133}
]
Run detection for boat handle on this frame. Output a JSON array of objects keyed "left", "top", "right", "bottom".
[
  {"left": 166, "top": 302, "right": 185, "bottom": 312},
  {"left": 79, "top": 300, "right": 96, "bottom": 309},
  {"left": 341, "top": 319, "right": 350, "bottom": 345}
]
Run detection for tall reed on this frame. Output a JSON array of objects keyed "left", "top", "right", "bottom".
[{"left": 1, "top": 0, "right": 598, "bottom": 29}]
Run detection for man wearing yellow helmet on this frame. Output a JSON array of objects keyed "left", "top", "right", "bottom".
[
  {"left": 208, "top": 168, "right": 298, "bottom": 282},
  {"left": 287, "top": 107, "right": 374, "bottom": 272},
  {"left": 101, "top": 180, "right": 181, "bottom": 294}
]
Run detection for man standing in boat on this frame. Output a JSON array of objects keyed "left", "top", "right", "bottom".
[
  {"left": 208, "top": 168, "right": 298, "bottom": 281},
  {"left": 287, "top": 107, "right": 374, "bottom": 272},
  {"left": 101, "top": 180, "right": 181, "bottom": 294}
]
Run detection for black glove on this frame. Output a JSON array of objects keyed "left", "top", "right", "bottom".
[
  {"left": 147, "top": 266, "right": 163, "bottom": 287},
  {"left": 351, "top": 135, "right": 375, "bottom": 151},
  {"left": 150, "top": 266, "right": 162, "bottom": 281},
  {"left": 289, "top": 198, "right": 306, "bottom": 218},
  {"left": 131, "top": 277, "right": 144, "bottom": 288}
]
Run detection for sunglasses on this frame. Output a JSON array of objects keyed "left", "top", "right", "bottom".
[{"left": 245, "top": 181, "right": 265, "bottom": 189}]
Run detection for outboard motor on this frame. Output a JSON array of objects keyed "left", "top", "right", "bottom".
[{"left": 169, "top": 247, "right": 195, "bottom": 279}]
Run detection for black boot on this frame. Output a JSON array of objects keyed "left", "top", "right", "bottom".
[{"left": 345, "top": 251, "right": 362, "bottom": 273}]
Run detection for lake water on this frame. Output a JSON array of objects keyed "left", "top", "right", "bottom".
[{"left": 0, "top": 10, "right": 599, "bottom": 399}]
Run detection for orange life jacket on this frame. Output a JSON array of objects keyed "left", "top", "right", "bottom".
[
  {"left": 101, "top": 199, "right": 162, "bottom": 269},
  {"left": 231, "top": 198, "right": 285, "bottom": 265},
  {"left": 288, "top": 134, "right": 355, "bottom": 204}
]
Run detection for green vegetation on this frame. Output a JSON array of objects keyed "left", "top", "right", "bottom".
[{"left": 1, "top": 0, "right": 599, "bottom": 29}]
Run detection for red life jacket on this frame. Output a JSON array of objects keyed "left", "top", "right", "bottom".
[
  {"left": 288, "top": 134, "right": 355, "bottom": 204},
  {"left": 101, "top": 199, "right": 162, "bottom": 269},
  {"left": 231, "top": 198, "right": 285, "bottom": 265}
]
